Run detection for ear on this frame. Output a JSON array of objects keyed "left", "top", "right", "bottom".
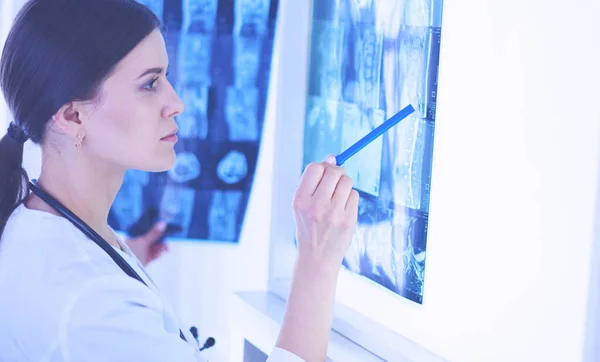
[{"left": 50, "top": 101, "right": 88, "bottom": 140}]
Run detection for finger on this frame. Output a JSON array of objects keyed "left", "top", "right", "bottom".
[
  {"left": 332, "top": 175, "right": 353, "bottom": 209},
  {"left": 149, "top": 241, "right": 164, "bottom": 250},
  {"left": 296, "top": 162, "right": 326, "bottom": 198},
  {"left": 324, "top": 154, "right": 337, "bottom": 166},
  {"left": 346, "top": 189, "right": 360, "bottom": 216},
  {"left": 148, "top": 243, "right": 167, "bottom": 260},
  {"left": 313, "top": 164, "right": 346, "bottom": 200},
  {"left": 140, "top": 221, "right": 167, "bottom": 244}
]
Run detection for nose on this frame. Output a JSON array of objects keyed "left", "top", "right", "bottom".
[{"left": 162, "top": 85, "right": 185, "bottom": 119}]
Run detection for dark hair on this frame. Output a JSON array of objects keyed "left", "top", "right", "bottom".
[{"left": 0, "top": 0, "right": 160, "bottom": 238}]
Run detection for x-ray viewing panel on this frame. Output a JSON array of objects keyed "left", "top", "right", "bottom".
[{"left": 302, "top": 0, "right": 444, "bottom": 303}]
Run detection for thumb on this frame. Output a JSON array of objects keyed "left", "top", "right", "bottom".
[{"left": 141, "top": 221, "right": 168, "bottom": 244}]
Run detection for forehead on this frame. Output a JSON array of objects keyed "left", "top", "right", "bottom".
[{"left": 108, "top": 29, "right": 169, "bottom": 79}]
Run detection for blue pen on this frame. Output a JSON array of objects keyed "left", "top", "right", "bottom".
[{"left": 335, "top": 104, "right": 416, "bottom": 166}]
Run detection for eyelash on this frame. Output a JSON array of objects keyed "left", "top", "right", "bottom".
[
  {"left": 143, "top": 71, "right": 170, "bottom": 93},
  {"left": 143, "top": 77, "right": 159, "bottom": 92}
]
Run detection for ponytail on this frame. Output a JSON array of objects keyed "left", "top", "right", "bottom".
[{"left": 0, "top": 128, "right": 29, "bottom": 238}]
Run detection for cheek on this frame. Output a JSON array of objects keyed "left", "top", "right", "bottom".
[{"left": 87, "top": 97, "right": 155, "bottom": 155}]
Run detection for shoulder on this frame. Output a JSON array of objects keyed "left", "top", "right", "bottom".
[
  {"left": 1, "top": 203, "right": 81, "bottom": 247},
  {"left": 1, "top": 204, "right": 128, "bottom": 278},
  {"left": 1, "top": 203, "right": 89, "bottom": 263},
  {"left": 0, "top": 204, "right": 156, "bottom": 335},
  {"left": 0, "top": 204, "right": 156, "bottom": 307}
]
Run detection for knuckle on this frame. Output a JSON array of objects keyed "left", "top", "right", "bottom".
[
  {"left": 292, "top": 194, "right": 307, "bottom": 211},
  {"left": 333, "top": 165, "right": 345, "bottom": 176},
  {"left": 341, "top": 220, "right": 353, "bottom": 230},
  {"left": 292, "top": 196, "right": 301, "bottom": 210},
  {"left": 305, "top": 162, "right": 323, "bottom": 174},
  {"left": 341, "top": 175, "right": 353, "bottom": 187},
  {"left": 325, "top": 165, "right": 344, "bottom": 179}
]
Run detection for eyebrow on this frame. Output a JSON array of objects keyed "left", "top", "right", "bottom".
[{"left": 136, "top": 67, "right": 166, "bottom": 79}]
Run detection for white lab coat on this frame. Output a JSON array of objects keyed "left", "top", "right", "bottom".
[{"left": 0, "top": 204, "right": 303, "bottom": 362}]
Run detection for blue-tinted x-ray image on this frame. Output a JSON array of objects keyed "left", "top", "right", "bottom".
[
  {"left": 233, "top": 36, "right": 261, "bottom": 88},
  {"left": 302, "top": 0, "right": 444, "bottom": 303},
  {"left": 182, "top": 0, "right": 219, "bottom": 33},
  {"left": 225, "top": 87, "right": 259, "bottom": 141},
  {"left": 169, "top": 151, "right": 202, "bottom": 183},
  {"left": 234, "top": 0, "right": 272, "bottom": 36},
  {"left": 217, "top": 150, "right": 248, "bottom": 184},
  {"left": 109, "top": 0, "right": 279, "bottom": 242},
  {"left": 177, "top": 32, "right": 213, "bottom": 85},
  {"left": 177, "top": 83, "right": 210, "bottom": 139}
]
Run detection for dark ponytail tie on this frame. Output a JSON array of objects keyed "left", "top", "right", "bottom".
[{"left": 6, "top": 122, "right": 28, "bottom": 144}]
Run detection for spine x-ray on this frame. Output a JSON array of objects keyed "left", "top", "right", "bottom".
[
  {"left": 109, "top": 0, "right": 279, "bottom": 242},
  {"left": 302, "top": 0, "right": 444, "bottom": 304}
]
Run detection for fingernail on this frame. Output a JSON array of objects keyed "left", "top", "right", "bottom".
[{"left": 325, "top": 155, "right": 336, "bottom": 165}]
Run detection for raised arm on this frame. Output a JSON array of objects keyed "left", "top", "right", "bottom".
[{"left": 274, "top": 156, "right": 359, "bottom": 362}]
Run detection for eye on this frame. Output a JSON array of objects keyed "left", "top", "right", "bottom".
[{"left": 143, "top": 77, "right": 159, "bottom": 92}]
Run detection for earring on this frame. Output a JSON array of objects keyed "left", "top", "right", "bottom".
[{"left": 75, "top": 134, "right": 84, "bottom": 149}]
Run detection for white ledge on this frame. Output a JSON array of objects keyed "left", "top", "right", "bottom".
[{"left": 230, "top": 291, "right": 386, "bottom": 362}]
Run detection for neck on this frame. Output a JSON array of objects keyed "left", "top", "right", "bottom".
[{"left": 33, "top": 148, "right": 125, "bottom": 246}]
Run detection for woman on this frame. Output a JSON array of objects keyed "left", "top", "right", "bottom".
[{"left": 0, "top": 1, "right": 359, "bottom": 361}]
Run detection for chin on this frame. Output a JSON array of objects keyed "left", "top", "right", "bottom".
[{"left": 142, "top": 149, "right": 177, "bottom": 173}]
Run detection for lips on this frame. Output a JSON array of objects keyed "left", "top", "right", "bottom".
[{"left": 161, "top": 128, "right": 178, "bottom": 140}]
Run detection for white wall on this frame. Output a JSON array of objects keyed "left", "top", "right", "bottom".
[
  {"left": 269, "top": 0, "right": 600, "bottom": 362},
  {"left": 341, "top": 0, "right": 600, "bottom": 361}
]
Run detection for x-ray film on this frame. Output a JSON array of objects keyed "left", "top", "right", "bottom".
[
  {"left": 302, "top": 0, "right": 444, "bottom": 303},
  {"left": 177, "top": 83, "right": 210, "bottom": 139},
  {"left": 182, "top": 0, "right": 219, "bottom": 32},
  {"left": 225, "top": 87, "right": 259, "bottom": 141},
  {"left": 234, "top": 0, "right": 272, "bottom": 36},
  {"left": 110, "top": 0, "right": 279, "bottom": 242}
]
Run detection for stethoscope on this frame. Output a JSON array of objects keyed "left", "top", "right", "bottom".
[{"left": 27, "top": 179, "right": 213, "bottom": 349}]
